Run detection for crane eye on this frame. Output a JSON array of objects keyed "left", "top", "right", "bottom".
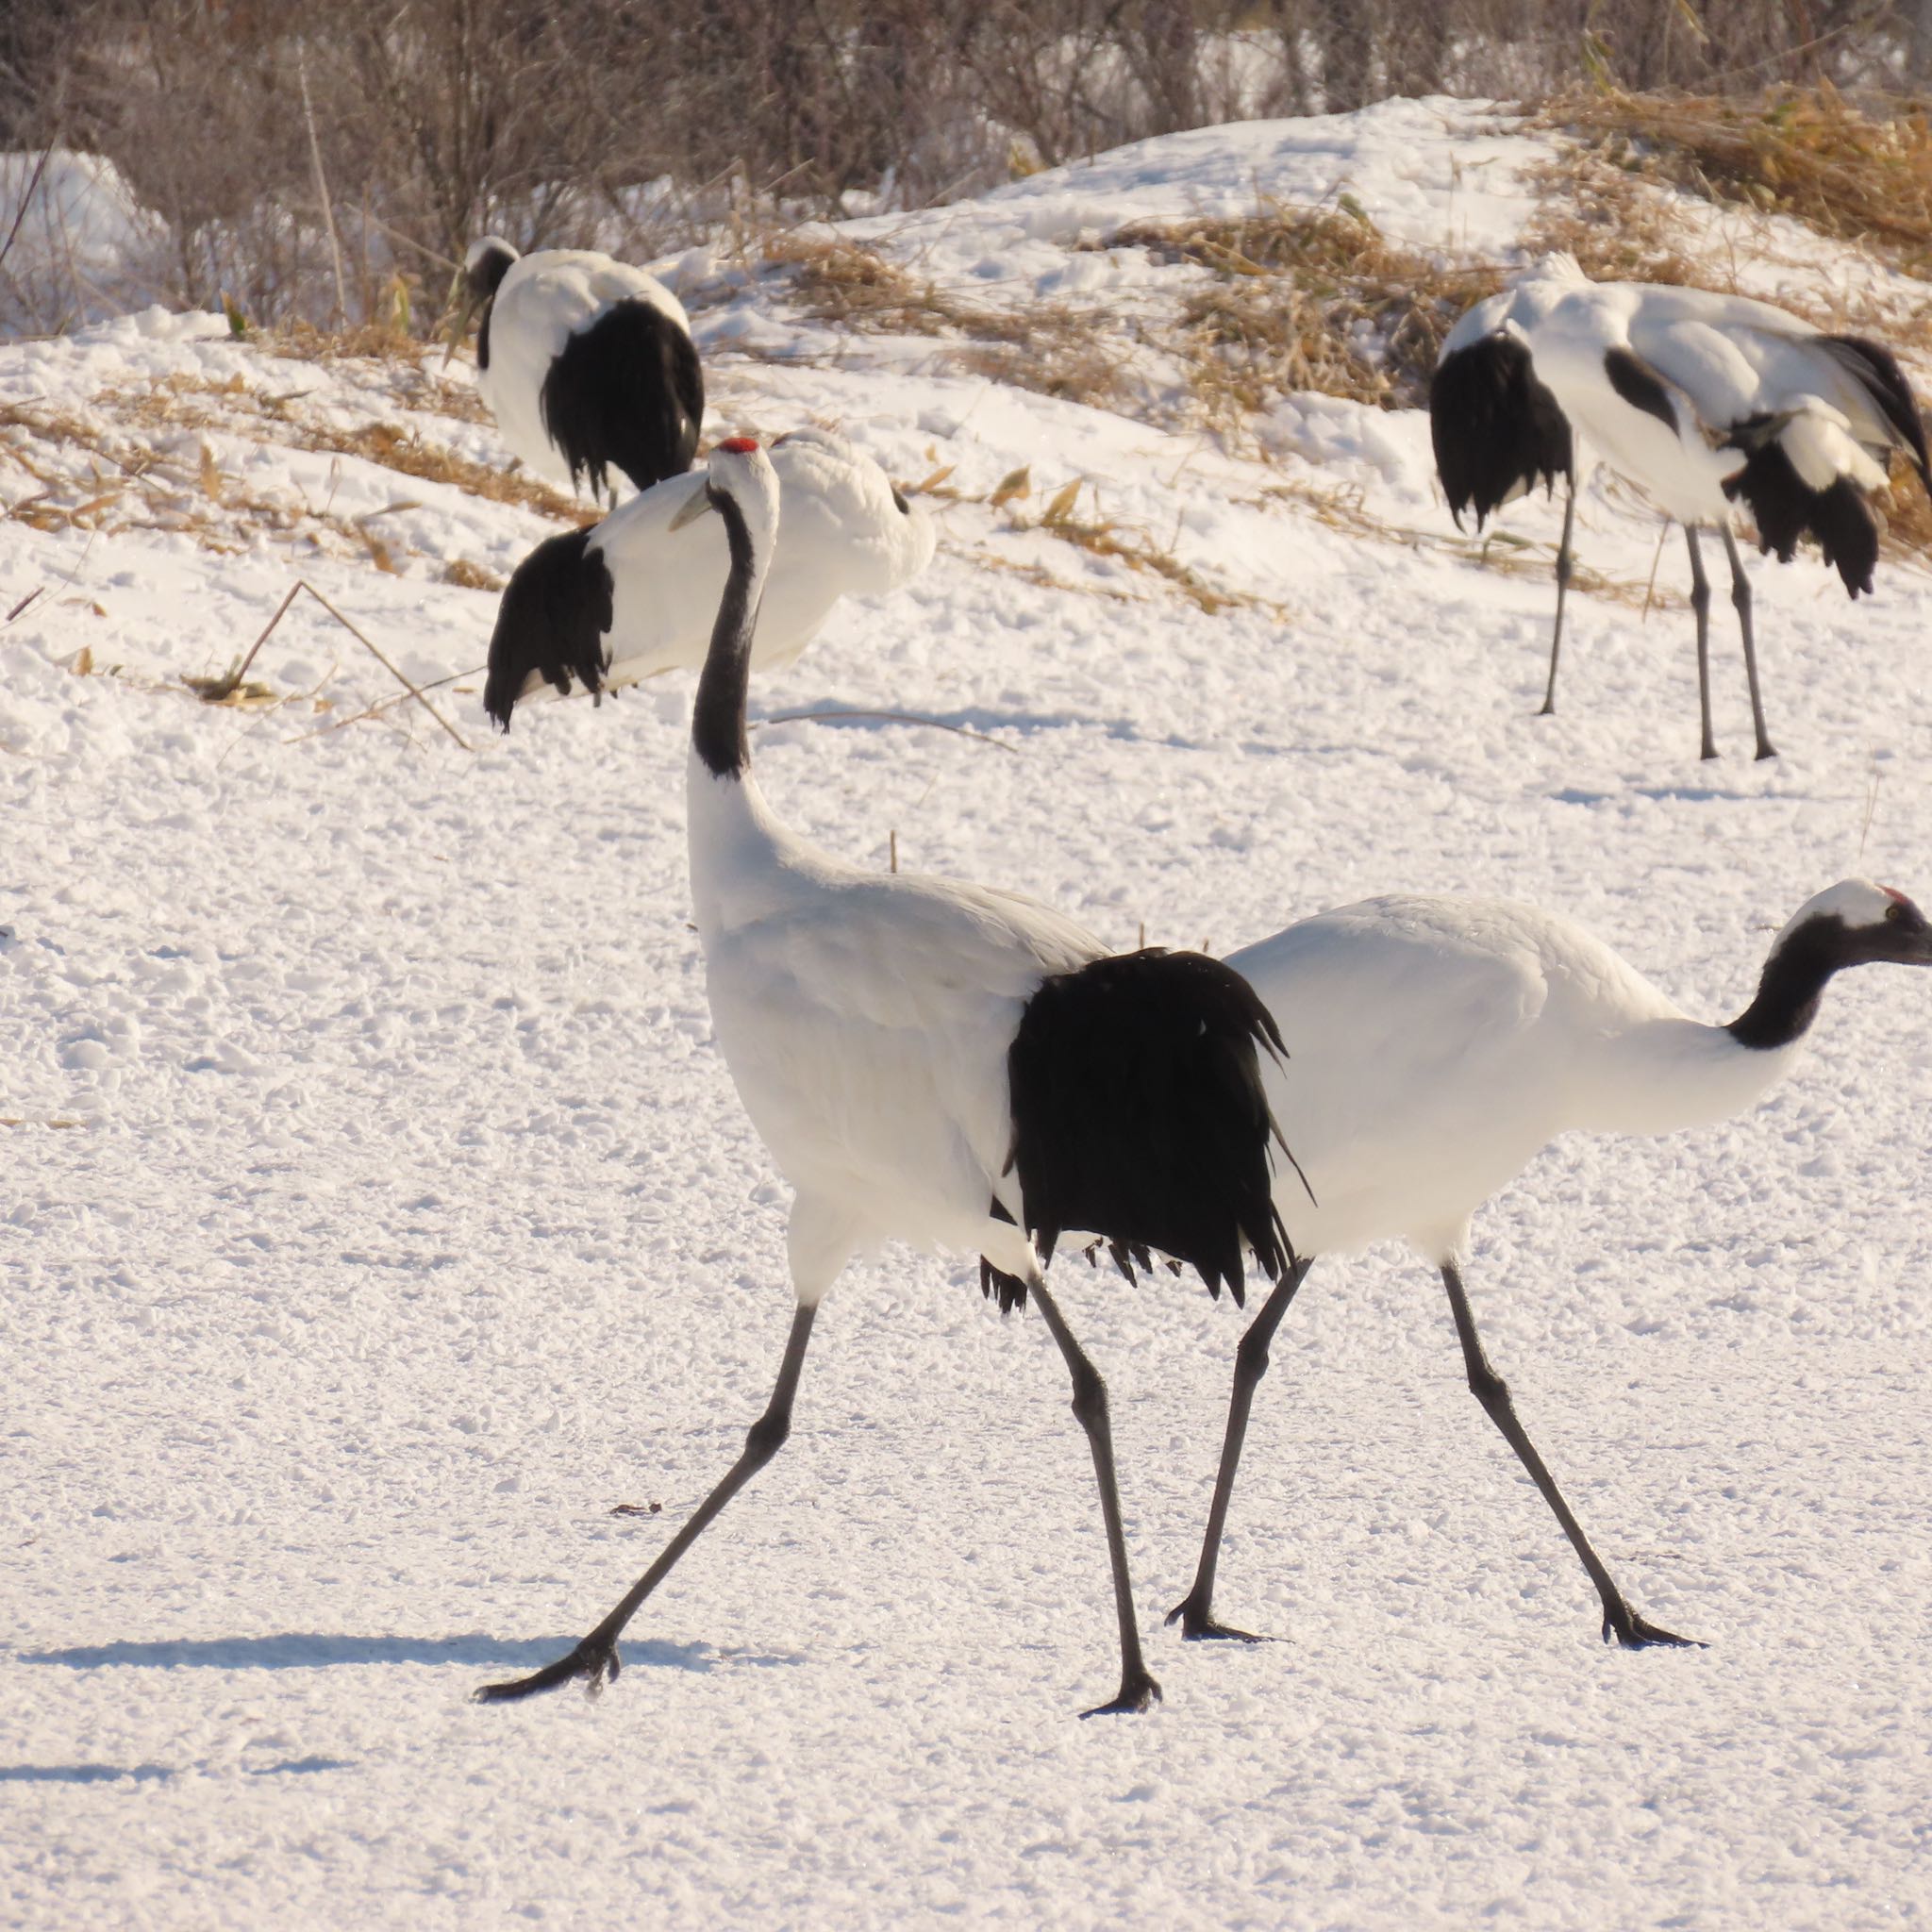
[{"left": 1885, "top": 902, "right": 1904, "bottom": 923}]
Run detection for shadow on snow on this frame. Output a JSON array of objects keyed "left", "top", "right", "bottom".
[
  {"left": 0, "top": 1756, "right": 356, "bottom": 1784},
  {"left": 16, "top": 1632, "right": 722, "bottom": 1673}
]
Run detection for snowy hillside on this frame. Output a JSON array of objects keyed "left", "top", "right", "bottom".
[{"left": 4, "top": 98, "right": 1930, "bottom": 1930}]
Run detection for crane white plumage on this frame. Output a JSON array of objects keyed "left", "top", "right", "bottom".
[
  {"left": 478, "top": 437, "right": 1297, "bottom": 1718},
  {"left": 455, "top": 237, "right": 704, "bottom": 503},
  {"left": 1432, "top": 255, "right": 1931, "bottom": 758},
  {"left": 1164, "top": 879, "right": 1932, "bottom": 1649},
  {"left": 482, "top": 428, "right": 935, "bottom": 730}
]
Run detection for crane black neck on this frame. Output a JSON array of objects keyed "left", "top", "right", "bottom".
[
  {"left": 1726, "top": 921, "right": 1840, "bottom": 1051},
  {"left": 691, "top": 489, "right": 760, "bottom": 779}
]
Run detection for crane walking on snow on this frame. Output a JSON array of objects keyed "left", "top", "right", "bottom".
[
  {"left": 1166, "top": 881, "right": 1932, "bottom": 1649},
  {"left": 1431, "top": 257, "right": 1930, "bottom": 759},
  {"left": 482, "top": 429, "right": 935, "bottom": 730},
  {"left": 477, "top": 439, "right": 1299, "bottom": 1718},
  {"left": 453, "top": 237, "right": 705, "bottom": 503}
]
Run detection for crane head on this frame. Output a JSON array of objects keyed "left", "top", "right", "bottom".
[
  {"left": 670, "top": 437, "right": 779, "bottom": 545},
  {"left": 1777, "top": 879, "right": 1932, "bottom": 970}
]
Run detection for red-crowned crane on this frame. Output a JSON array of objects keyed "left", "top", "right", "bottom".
[
  {"left": 455, "top": 237, "right": 704, "bottom": 504},
  {"left": 1165, "top": 881, "right": 1932, "bottom": 1650},
  {"left": 1431, "top": 256, "right": 1930, "bottom": 759},
  {"left": 482, "top": 429, "right": 934, "bottom": 730},
  {"left": 477, "top": 439, "right": 1298, "bottom": 1718}
]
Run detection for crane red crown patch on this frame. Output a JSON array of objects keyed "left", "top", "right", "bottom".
[
  {"left": 717, "top": 436, "right": 759, "bottom": 455},
  {"left": 1883, "top": 885, "right": 1909, "bottom": 906}
]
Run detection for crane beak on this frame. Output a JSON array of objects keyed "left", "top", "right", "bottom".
[
  {"left": 668, "top": 482, "right": 717, "bottom": 532},
  {"left": 1877, "top": 895, "right": 1932, "bottom": 965},
  {"left": 1893, "top": 921, "right": 1932, "bottom": 965}
]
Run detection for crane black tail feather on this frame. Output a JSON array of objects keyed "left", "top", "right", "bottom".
[
  {"left": 979, "top": 1252, "right": 1031, "bottom": 1315},
  {"left": 980, "top": 1199, "right": 1030, "bottom": 1314},
  {"left": 1430, "top": 333, "right": 1573, "bottom": 529},
  {"left": 540, "top": 300, "right": 705, "bottom": 501},
  {"left": 1723, "top": 438, "right": 1879, "bottom": 596},
  {"left": 1817, "top": 333, "right": 1932, "bottom": 495},
  {"left": 1002, "top": 948, "right": 1297, "bottom": 1310},
  {"left": 482, "top": 526, "right": 615, "bottom": 730}
]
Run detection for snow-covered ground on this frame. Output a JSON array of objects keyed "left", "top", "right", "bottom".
[{"left": 4, "top": 101, "right": 1930, "bottom": 1930}]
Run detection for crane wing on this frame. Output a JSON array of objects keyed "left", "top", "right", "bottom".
[
  {"left": 1224, "top": 899, "right": 1560, "bottom": 1251},
  {"left": 699, "top": 865, "right": 1103, "bottom": 1240}
]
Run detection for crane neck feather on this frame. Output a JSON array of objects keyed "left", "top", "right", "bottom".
[
  {"left": 691, "top": 491, "right": 768, "bottom": 779},
  {"left": 1726, "top": 926, "right": 1838, "bottom": 1050}
]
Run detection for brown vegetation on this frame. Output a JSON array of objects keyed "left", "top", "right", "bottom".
[
  {"left": 1109, "top": 203, "right": 1499, "bottom": 427},
  {"left": 1543, "top": 85, "right": 1932, "bottom": 280},
  {"left": 768, "top": 232, "right": 1131, "bottom": 411},
  {"left": 100, "top": 368, "right": 590, "bottom": 521}
]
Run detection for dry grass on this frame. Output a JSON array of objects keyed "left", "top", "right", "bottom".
[
  {"left": 293, "top": 419, "right": 589, "bottom": 521},
  {"left": 765, "top": 232, "right": 1130, "bottom": 412},
  {"left": 0, "top": 382, "right": 584, "bottom": 588},
  {"left": 0, "top": 334, "right": 558, "bottom": 662},
  {"left": 260, "top": 323, "right": 497, "bottom": 426},
  {"left": 1520, "top": 148, "right": 1714, "bottom": 289},
  {"left": 765, "top": 235, "right": 951, "bottom": 338},
  {"left": 1023, "top": 508, "right": 1269, "bottom": 617},
  {"left": 1876, "top": 475, "right": 1932, "bottom": 566},
  {"left": 1094, "top": 203, "right": 1499, "bottom": 451},
  {"left": 917, "top": 462, "right": 1277, "bottom": 618},
  {"left": 1541, "top": 85, "right": 1932, "bottom": 282},
  {"left": 1528, "top": 86, "right": 1932, "bottom": 343},
  {"left": 0, "top": 364, "right": 580, "bottom": 596},
  {"left": 2, "top": 398, "right": 213, "bottom": 541},
  {"left": 107, "top": 372, "right": 586, "bottom": 521},
  {"left": 1111, "top": 203, "right": 1494, "bottom": 408},
  {"left": 1256, "top": 472, "right": 1674, "bottom": 611},
  {"left": 956, "top": 544, "right": 1150, "bottom": 609},
  {"left": 266, "top": 319, "right": 428, "bottom": 363},
  {"left": 951, "top": 462, "right": 1674, "bottom": 622}
]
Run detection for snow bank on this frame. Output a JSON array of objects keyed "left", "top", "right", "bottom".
[{"left": 0, "top": 150, "right": 171, "bottom": 335}]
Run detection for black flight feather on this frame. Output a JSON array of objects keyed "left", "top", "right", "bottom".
[
  {"left": 483, "top": 525, "right": 614, "bottom": 730},
  {"left": 1430, "top": 333, "right": 1573, "bottom": 528},
  {"left": 1602, "top": 347, "right": 1677, "bottom": 433},
  {"left": 979, "top": 1200, "right": 1030, "bottom": 1316},
  {"left": 540, "top": 300, "right": 705, "bottom": 501},
  {"left": 1816, "top": 334, "right": 1931, "bottom": 492},
  {"left": 1003, "top": 948, "right": 1296, "bottom": 1309},
  {"left": 1723, "top": 436, "right": 1879, "bottom": 596}
]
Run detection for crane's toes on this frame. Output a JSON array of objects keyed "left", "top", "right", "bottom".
[
  {"left": 1185, "top": 1619, "right": 1274, "bottom": 1644},
  {"left": 1079, "top": 1670, "right": 1162, "bottom": 1718},
  {"left": 1604, "top": 1610, "right": 1706, "bottom": 1652},
  {"left": 1164, "top": 1596, "right": 1273, "bottom": 1643},
  {"left": 474, "top": 1633, "right": 623, "bottom": 1704}
]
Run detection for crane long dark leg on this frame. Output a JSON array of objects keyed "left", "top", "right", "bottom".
[
  {"left": 1720, "top": 524, "right": 1775, "bottom": 760},
  {"left": 1440, "top": 1263, "right": 1701, "bottom": 1650},
  {"left": 1538, "top": 480, "right": 1577, "bottom": 716},
  {"left": 1686, "top": 525, "right": 1717, "bottom": 760},
  {"left": 1028, "top": 1279, "right": 1160, "bottom": 1716},
  {"left": 475, "top": 1303, "right": 820, "bottom": 1703},
  {"left": 1167, "top": 1257, "right": 1313, "bottom": 1641}
]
